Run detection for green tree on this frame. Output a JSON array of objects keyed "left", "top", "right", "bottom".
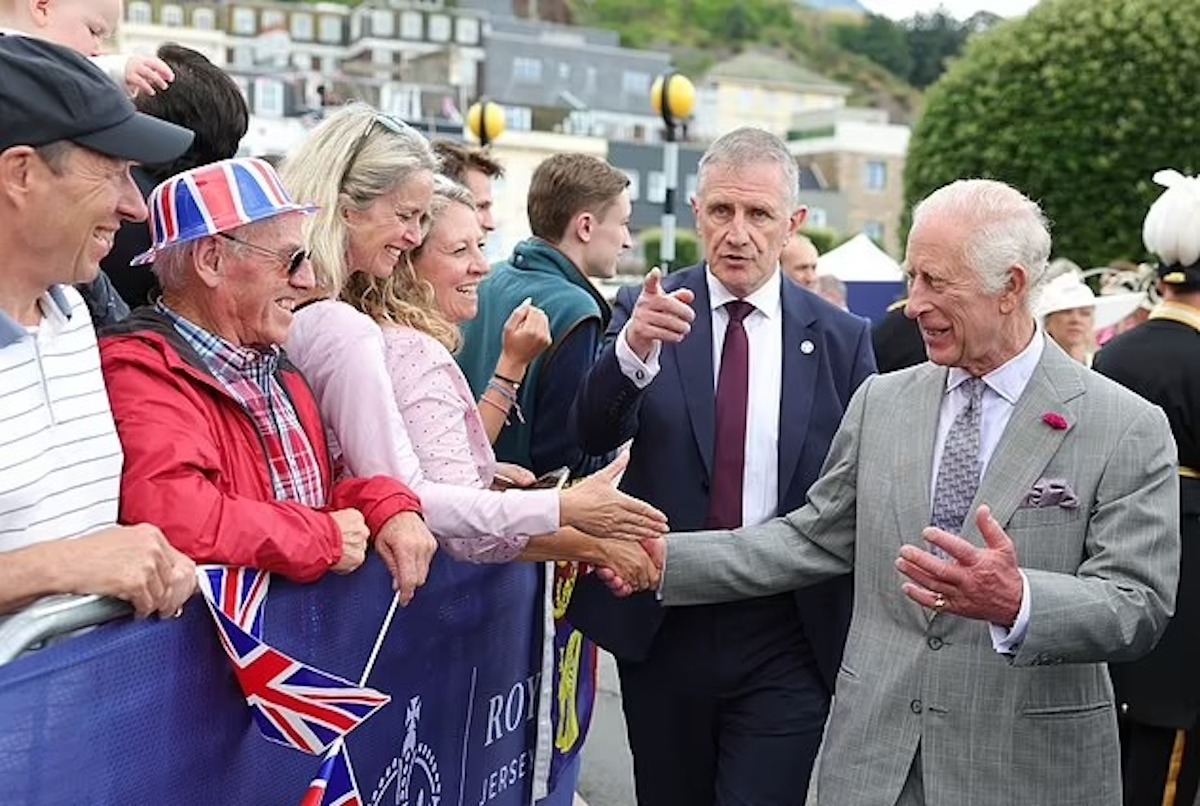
[
  {"left": 904, "top": 0, "right": 1200, "bottom": 267},
  {"left": 832, "top": 13, "right": 913, "bottom": 81},
  {"left": 904, "top": 11, "right": 969, "bottom": 89},
  {"left": 641, "top": 228, "right": 702, "bottom": 271}
]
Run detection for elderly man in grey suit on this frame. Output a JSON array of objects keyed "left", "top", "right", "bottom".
[{"left": 630, "top": 178, "right": 1180, "bottom": 806}]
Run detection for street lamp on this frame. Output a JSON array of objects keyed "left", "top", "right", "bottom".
[
  {"left": 466, "top": 98, "right": 506, "bottom": 147},
  {"left": 650, "top": 72, "right": 695, "bottom": 273}
]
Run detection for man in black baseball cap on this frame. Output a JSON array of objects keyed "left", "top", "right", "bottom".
[
  {"left": 0, "top": 33, "right": 197, "bottom": 622},
  {"left": 0, "top": 34, "right": 195, "bottom": 325}
]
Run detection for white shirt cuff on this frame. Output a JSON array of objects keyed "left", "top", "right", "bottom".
[
  {"left": 615, "top": 323, "right": 661, "bottom": 389},
  {"left": 990, "top": 570, "right": 1030, "bottom": 655}
]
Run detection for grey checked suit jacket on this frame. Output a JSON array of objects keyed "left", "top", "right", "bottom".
[{"left": 661, "top": 342, "right": 1180, "bottom": 806}]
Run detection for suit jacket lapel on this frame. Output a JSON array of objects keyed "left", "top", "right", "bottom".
[
  {"left": 966, "top": 342, "right": 1084, "bottom": 539},
  {"left": 777, "top": 283, "right": 818, "bottom": 500},
  {"left": 671, "top": 271, "right": 717, "bottom": 481},
  {"left": 894, "top": 362, "right": 947, "bottom": 548}
]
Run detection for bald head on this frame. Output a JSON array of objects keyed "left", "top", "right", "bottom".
[{"left": 781, "top": 234, "right": 819, "bottom": 290}]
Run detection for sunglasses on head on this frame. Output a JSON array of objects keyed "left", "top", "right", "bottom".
[
  {"left": 217, "top": 232, "right": 309, "bottom": 275},
  {"left": 339, "top": 113, "right": 410, "bottom": 193}
]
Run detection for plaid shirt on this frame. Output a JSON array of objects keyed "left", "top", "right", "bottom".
[{"left": 157, "top": 301, "right": 326, "bottom": 508}]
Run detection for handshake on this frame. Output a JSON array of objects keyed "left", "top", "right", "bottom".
[{"left": 592, "top": 536, "right": 665, "bottom": 597}]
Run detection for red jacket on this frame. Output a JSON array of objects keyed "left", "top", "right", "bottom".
[{"left": 100, "top": 311, "right": 422, "bottom": 583}]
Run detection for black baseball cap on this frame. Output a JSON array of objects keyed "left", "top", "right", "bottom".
[{"left": 0, "top": 34, "right": 194, "bottom": 164}]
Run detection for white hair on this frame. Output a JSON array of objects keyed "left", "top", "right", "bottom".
[
  {"left": 1143, "top": 169, "right": 1200, "bottom": 266},
  {"left": 910, "top": 179, "right": 1052, "bottom": 312},
  {"left": 697, "top": 127, "right": 800, "bottom": 209}
]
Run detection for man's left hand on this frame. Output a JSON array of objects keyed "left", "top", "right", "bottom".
[
  {"left": 374, "top": 512, "right": 438, "bottom": 605},
  {"left": 895, "top": 504, "right": 1023, "bottom": 627}
]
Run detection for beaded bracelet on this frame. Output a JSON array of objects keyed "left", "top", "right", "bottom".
[{"left": 492, "top": 371, "right": 521, "bottom": 389}]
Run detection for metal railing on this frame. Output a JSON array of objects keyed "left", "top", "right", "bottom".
[{"left": 0, "top": 594, "right": 133, "bottom": 665}]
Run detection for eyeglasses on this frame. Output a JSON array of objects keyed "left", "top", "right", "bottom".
[
  {"left": 338, "top": 113, "right": 410, "bottom": 193},
  {"left": 216, "top": 232, "right": 310, "bottom": 276}
]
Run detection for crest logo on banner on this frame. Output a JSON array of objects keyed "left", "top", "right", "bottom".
[{"left": 370, "top": 696, "right": 442, "bottom": 806}]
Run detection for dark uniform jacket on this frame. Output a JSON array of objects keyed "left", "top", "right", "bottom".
[{"left": 1094, "top": 302, "right": 1200, "bottom": 728}]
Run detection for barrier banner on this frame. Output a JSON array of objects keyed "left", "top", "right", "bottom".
[{"left": 0, "top": 554, "right": 577, "bottom": 806}]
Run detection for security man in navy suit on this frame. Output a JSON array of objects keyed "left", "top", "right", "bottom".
[{"left": 568, "top": 127, "right": 876, "bottom": 806}]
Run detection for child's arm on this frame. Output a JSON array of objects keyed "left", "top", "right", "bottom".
[{"left": 89, "top": 53, "right": 173, "bottom": 98}]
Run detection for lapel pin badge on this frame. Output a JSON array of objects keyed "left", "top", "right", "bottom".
[{"left": 801, "top": 340, "right": 815, "bottom": 354}]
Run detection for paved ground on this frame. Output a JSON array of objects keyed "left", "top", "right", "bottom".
[{"left": 577, "top": 651, "right": 636, "bottom": 806}]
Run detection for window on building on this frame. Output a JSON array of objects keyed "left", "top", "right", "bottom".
[
  {"left": 254, "top": 77, "right": 285, "bottom": 118},
  {"left": 231, "top": 7, "right": 256, "bottom": 35},
  {"left": 318, "top": 15, "right": 342, "bottom": 43},
  {"left": 290, "top": 13, "right": 313, "bottom": 40},
  {"left": 685, "top": 173, "right": 697, "bottom": 200},
  {"left": 127, "top": 1, "right": 151, "bottom": 24},
  {"left": 400, "top": 11, "right": 422, "bottom": 39},
  {"left": 231, "top": 46, "right": 253, "bottom": 68},
  {"left": 292, "top": 52, "right": 313, "bottom": 71},
  {"left": 260, "top": 9, "right": 285, "bottom": 30},
  {"left": 621, "top": 70, "right": 649, "bottom": 95},
  {"left": 622, "top": 170, "right": 641, "bottom": 202},
  {"left": 806, "top": 207, "right": 828, "bottom": 228},
  {"left": 646, "top": 170, "right": 666, "bottom": 204},
  {"left": 864, "top": 160, "right": 887, "bottom": 191},
  {"left": 371, "top": 9, "right": 394, "bottom": 37},
  {"left": 428, "top": 14, "right": 450, "bottom": 42},
  {"left": 512, "top": 57, "right": 542, "bottom": 83},
  {"left": 191, "top": 7, "right": 214, "bottom": 29},
  {"left": 558, "top": 62, "right": 570, "bottom": 81},
  {"left": 161, "top": 4, "right": 183, "bottom": 27},
  {"left": 504, "top": 106, "right": 532, "bottom": 132},
  {"left": 584, "top": 66, "right": 597, "bottom": 95},
  {"left": 321, "top": 56, "right": 338, "bottom": 75},
  {"left": 455, "top": 17, "right": 479, "bottom": 45},
  {"left": 863, "top": 220, "right": 885, "bottom": 243}
]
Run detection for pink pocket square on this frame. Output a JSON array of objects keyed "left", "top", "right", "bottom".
[{"left": 1022, "top": 478, "right": 1080, "bottom": 510}]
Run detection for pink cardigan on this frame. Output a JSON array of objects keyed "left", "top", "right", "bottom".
[{"left": 286, "top": 300, "right": 557, "bottom": 562}]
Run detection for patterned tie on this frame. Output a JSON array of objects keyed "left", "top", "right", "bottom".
[
  {"left": 706, "top": 300, "right": 753, "bottom": 529},
  {"left": 930, "top": 377, "right": 986, "bottom": 536}
]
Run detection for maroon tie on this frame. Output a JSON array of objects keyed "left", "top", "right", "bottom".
[{"left": 705, "top": 300, "right": 753, "bottom": 529}]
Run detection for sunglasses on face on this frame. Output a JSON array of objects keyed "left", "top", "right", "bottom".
[
  {"left": 217, "top": 232, "right": 310, "bottom": 276},
  {"left": 339, "top": 113, "right": 410, "bottom": 193}
]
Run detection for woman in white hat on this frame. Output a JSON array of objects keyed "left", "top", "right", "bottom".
[{"left": 1036, "top": 268, "right": 1143, "bottom": 366}]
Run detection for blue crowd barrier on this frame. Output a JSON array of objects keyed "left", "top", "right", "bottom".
[{"left": 0, "top": 553, "right": 577, "bottom": 806}]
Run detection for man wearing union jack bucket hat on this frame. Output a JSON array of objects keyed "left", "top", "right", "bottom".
[{"left": 98, "top": 156, "right": 433, "bottom": 587}]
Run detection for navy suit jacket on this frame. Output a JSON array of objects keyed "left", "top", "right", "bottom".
[{"left": 567, "top": 265, "right": 876, "bottom": 686}]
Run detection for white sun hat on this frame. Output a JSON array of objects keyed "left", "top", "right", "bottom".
[{"left": 1036, "top": 270, "right": 1144, "bottom": 331}]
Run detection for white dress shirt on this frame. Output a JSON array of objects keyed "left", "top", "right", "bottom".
[
  {"left": 930, "top": 328, "right": 1044, "bottom": 653},
  {"left": 616, "top": 268, "right": 784, "bottom": 527}
]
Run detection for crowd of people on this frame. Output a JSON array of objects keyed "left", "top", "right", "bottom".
[{"left": 0, "top": 9, "right": 1197, "bottom": 806}]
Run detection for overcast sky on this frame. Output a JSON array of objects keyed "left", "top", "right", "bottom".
[{"left": 860, "top": 0, "right": 1040, "bottom": 20}]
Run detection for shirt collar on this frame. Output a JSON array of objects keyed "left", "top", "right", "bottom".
[
  {"left": 155, "top": 300, "right": 280, "bottom": 375},
  {"left": 946, "top": 326, "right": 1045, "bottom": 404},
  {"left": 0, "top": 286, "right": 74, "bottom": 348},
  {"left": 705, "top": 264, "right": 783, "bottom": 320}
]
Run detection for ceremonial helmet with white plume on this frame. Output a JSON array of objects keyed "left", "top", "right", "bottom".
[{"left": 1142, "top": 168, "right": 1200, "bottom": 288}]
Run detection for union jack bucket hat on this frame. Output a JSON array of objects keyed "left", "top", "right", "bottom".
[{"left": 132, "top": 157, "right": 317, "bottom": 266}]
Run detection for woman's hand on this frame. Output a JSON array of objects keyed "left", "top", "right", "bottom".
[
  {"left": 595, "top": 539, "right": 661, "bottom": 595},
  {"left": 491, "top": 462, "right": 537, "bottom": 490},
  {"left": 498, "top": 299, "right": 551, "bottom": 375},
  {"left": 559, "top": 452, "right": 668, "bottom": 541}
]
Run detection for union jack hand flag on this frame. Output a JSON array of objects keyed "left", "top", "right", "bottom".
[
  {"left": 299, "top": 741, "right": 362, "bottom": 806},
  {"left": 197, "top": 565, "right": 270, "bottom": 638},
  {"left": 197, "top": 566, "right": 390, "bottom": 755}
]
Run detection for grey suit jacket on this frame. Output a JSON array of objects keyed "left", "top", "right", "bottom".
[{"left": 661, "top": 342, "right": 1180, "bottom": 806}]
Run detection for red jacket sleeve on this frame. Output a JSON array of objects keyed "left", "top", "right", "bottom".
[
  {"left": 101, "top": 338, "right": 343, "bottom": 583},
  {"left": 328, "top": 476, "right": 423, "bottom": 537}
]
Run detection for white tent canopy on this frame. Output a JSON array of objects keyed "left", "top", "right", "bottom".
[{"left": 817, "top": 233, "right": 904, "bottom": 283}]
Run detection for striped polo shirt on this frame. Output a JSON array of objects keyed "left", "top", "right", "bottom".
[{"left": 0, "top": 286, "right": 122, "bottom": 553}]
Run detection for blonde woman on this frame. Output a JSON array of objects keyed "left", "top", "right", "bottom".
[{"left": 281, "top": 104, "right": 666, "bottom": 577}]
